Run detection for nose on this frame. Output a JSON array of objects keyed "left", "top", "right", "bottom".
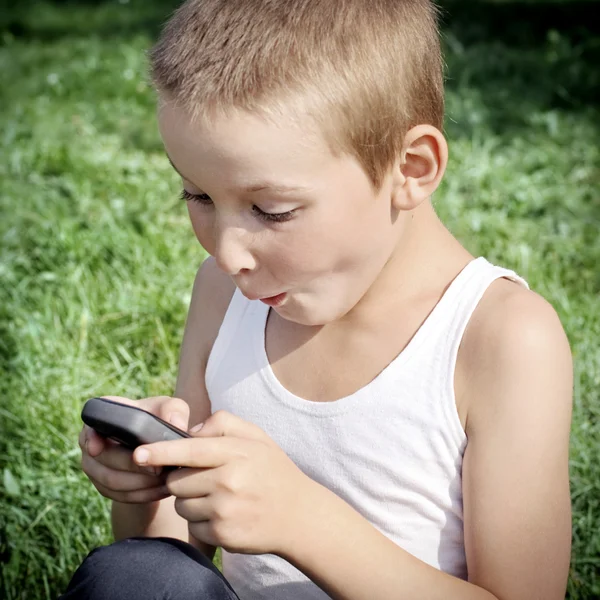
[{"left": 213, "top": 223, "right": 256, "bottom": 276}]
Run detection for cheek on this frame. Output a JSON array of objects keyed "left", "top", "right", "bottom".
[
  {"left": 187, "top": 205, "right": 215, "bottom": 253},
  {"left": 298, "top": 201, "right": 392, "bottom": 296},
  {"left": 268, "top": 216, "right": 356, "bottom": 277},
  {"left": 303, "top": 203, "right": 375, "bottom": 264}
]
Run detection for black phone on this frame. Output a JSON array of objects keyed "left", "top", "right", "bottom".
[{"left": 81, "top": 397, "right": 191, "bottom": 450}]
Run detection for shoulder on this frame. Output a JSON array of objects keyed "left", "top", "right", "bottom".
[
  {"left": 175, "top": 256, "right": 235, "bottom": 408},
  {"left": 457, "top": 275, "right": 573, "bottom": 433},
  {"left": 456, "top": 275, "right": 572, "bottom": 432},
  {"left": 194, "top": 255, "right": 236, "bottom": 303},
  {"left": 191, "top": 255, "right": 237, "bottom": 335},
  {"left": 185, "top": 256, "right": 237, "bottom": 361},
  {"left": 179, "top": 255, "right": 236, "bottom": 352}
]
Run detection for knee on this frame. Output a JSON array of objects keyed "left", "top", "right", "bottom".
[{"left": 60, "top": 537, "right": 235, "bottom": 600}]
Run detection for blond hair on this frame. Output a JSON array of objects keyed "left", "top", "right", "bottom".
[{"left": 150, "top": 0, "right": 444, "bottom": 189}]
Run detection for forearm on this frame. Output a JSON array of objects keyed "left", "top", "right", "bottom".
[
  {"left": 281, "top": 483, "right": 497, "bottom": 600},
  {"left": 111, "top": 497, "right": 216, "bottom": 561}
]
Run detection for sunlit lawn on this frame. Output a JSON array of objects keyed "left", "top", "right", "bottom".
[{"left": 1, "top": 1, "right": 598, "bottom": 598}]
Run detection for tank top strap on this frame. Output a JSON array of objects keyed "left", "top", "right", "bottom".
[
  {"left": 424, "top": 256, "right": 529, "bottom": 344},
  {"left": 408, "top": 256, "right": 530, "bottom": 443},
  {"left": 438, "top": 257, "right": 530, "bottom": 379},
  {"left": 444, "top": 257, "right": 529, "bottom": 338},
  {"left": 383, "top": 257, "right": 528, "bottom": 365}
]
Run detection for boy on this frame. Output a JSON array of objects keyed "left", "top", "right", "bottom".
[{"left": 63, "top": 1, "right": 573, "bottom": 599}]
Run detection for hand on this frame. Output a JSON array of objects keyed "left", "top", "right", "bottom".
[
  {"left": 79, "top": 395, "right": 190, "bottom": 504},
  {"left": 132, "top": 410, "right": 316, "bottom": 556}
]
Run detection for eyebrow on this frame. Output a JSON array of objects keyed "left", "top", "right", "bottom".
[{"left": 166, "top": 154, "right": 310, "bottom": 195}]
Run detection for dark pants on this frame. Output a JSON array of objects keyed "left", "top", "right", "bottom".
[{"left": 59, "top": 537, "right": 240, "bottom": 600}]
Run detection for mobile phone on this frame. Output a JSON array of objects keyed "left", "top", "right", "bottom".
[{"left": 81, "top": 397, "right": 191, "bottom": 450}]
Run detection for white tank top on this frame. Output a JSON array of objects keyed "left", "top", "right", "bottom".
[{"left": 205, "top": 256, "right": 529, "bottom": 599}]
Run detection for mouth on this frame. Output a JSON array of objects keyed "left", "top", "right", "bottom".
[{"left": 259, "top": 292, "right": 288, "bottom": 307}]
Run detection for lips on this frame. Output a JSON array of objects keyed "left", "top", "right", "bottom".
[
  {"left": 259, "top": 292, "right": 287, "bottom": 307},
  {"left": 260, "top": 292, "right": 284, "bottom": 301},
  {"left": 241, "top": 290, "right": 284, "bottom": 301}
]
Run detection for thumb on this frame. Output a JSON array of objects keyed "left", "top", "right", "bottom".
[
  {"left": 151, "top": 396, "right": 190, "bottom": 431},
  {"left": 85, "top": 425, "right": 106, "bottom": 457},
  {"left": 189, "top": 410, "right": 270, "bottom": 443},
  {"left": 100, "top": 395, "right": 190, "bottom": 432}
]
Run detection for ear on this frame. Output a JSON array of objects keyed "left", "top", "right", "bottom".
[{"left": 390, "top": 125, "right": 448, "bottom": 211}]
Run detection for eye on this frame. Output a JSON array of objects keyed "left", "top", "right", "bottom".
[
  {"left": 180, "top": 189, "right": 296, "bottom": 223},
  {"left": 180, "top": 189, "right": 213, "bottom": 205},
  {"left": 252, "top": 205, "right": 297, "bottom": 223}
]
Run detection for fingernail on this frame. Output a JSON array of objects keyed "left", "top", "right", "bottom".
[
  {"left": 169, "top": 413, "right": 187, "bottom": 431},
  {"left": 136, "top": 448, "right": 150, "bottom": 464},
  {"left": 190, "top": 422, "right": 204, "bottom": 433},
  {"left": 144, "top": 466, "right": 161, "bottom": 476}
]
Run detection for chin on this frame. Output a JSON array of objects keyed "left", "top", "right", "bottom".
[{"left": 274, "top": 298, "right": 346, "bottom": 327}]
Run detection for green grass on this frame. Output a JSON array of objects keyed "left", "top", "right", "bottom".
[{"left": 1, "top": 1, "right": 599, "bottom": 598}]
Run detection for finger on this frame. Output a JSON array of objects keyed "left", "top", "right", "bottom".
[
  {"left": 188, "top": 521, "right": 219, "bottom": 548},
  {"left": 139, "top": 396, "right": 190, "bottom": 431},
  {"left": 133, "top": 436, "right": 249, "bottom": 469},
  {"left": 96, "top": 396, "right": 190, "bottom": 432},
  {"left": 189, "top": 410, "right": 270, "bottom": 443},
  {"left": 79, "top": 425, "right": 106, "bottom": 458},
  {"left": 165, "top": 466, "right": 215, "bottom": 499},
  {"left": 85, "top": 439, "right": 162, "bottom": 476},
  {"left": 82, "top": 452, "right": 166, "bottom": 492},
  {"left": 173, "top": 495, "right": 213, "bottom": 524},
  {"left": 78, "top": 426, "right": 89, "bottom": 452},
  {"left": 81, "top": 427, "right": 152, "bottom": 472},
  {"left": 86, "top": 427, "right": 107, "bottom": 457},
  {"left": 92, "top": 477, "right": 171, "bottom": 504}
]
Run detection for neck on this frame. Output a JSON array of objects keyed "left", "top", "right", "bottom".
[{"left": 341, "top": 200, "right": 473, "bottom": 324}]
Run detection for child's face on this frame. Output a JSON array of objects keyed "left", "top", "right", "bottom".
[{"left": 158, "top": 100, "right": 402, "bottom": 326}]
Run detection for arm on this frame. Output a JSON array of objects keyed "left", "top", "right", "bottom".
[
  {"left": 173, "top": 256, "right": 235, "bottom": 559},
  {"left": 460, "top": 285, "right": 572, "bottom": 599},
  {"left": 112, "top": 257, "right": 235, "bottom": 560},
  {"left": 279, "top": 283, "right": 573, "bottom": 600}
]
